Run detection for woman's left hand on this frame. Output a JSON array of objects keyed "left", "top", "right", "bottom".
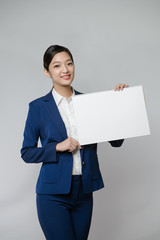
[{"left": 114, "top": 83, "right": 129, "bottom": 91}]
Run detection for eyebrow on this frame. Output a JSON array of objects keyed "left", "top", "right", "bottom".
[{"left": 52, "top": 59, "right": 72, "bottom": 64}]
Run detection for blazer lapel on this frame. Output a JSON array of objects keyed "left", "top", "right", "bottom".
[{"left": 42, "top": 88, "right": 82, "bottom": 140}]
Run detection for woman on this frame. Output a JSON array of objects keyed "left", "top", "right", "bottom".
[{"left": 20, "top": 45, "right": 128, "bottom": 240}]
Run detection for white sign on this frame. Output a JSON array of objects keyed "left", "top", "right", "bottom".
[{"left": 72, "top": 85, "right": 150, "bottom": 145}]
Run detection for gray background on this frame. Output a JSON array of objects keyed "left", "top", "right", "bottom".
[{"left": 0, "top": 0, "right": 160, "bottom": 239}]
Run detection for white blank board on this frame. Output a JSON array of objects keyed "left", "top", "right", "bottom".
[{"left": 72, "top": 85, "right": 150, "bottom": 145}]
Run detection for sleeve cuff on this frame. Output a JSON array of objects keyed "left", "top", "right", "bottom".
[{"left": 44, "top": 142, "right": 61, "bottom": 162}]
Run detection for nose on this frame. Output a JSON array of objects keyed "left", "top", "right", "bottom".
[{"left": 62, "top": 64, "right": 69, "bottom": 73}]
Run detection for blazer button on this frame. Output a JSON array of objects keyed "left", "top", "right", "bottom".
[{"left": 82, "top": 161, "right": 85, "bottom": 166}]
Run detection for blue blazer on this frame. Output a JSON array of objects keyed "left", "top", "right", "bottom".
[{"left": 20, "top": 88, "right": 124, "bottom": 194}]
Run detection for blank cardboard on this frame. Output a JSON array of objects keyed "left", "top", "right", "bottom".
[{"left": 72, "top": 85, "right": 150, "bottom": 145}]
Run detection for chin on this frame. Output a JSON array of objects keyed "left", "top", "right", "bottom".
[{"left": 62, "top": 80, "right": 73, "bottom": 86}]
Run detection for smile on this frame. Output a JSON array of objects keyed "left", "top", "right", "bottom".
[{"left": 61, "top": 75, "right": 71, "bottom": 80}]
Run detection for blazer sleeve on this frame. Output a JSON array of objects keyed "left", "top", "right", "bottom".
[
  {"left": 108, "top": 139, "right": 124, "bottom": 147},
  {"left": 20, "top": 102, "right": 61, "bottom": 164}
]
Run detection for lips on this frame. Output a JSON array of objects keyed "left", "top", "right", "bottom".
[{"left": 61, "top": 75, "right": 71, "bottom": 80}]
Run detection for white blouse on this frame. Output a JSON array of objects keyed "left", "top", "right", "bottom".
[{"left": 52, "top": 87, "right": 82, "bottom": 175}]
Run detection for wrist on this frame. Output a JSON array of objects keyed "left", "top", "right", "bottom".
[{"left": 56, "top": 143, "right": 60, "bottom": 152}]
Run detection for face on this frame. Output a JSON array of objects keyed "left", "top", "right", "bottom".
[{"left": 44, "top": 51, "right": 74, "bottom": 88}]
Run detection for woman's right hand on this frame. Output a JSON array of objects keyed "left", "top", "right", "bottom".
[{"left": 56, "top": 137, "right": 81, "bottom": 152}]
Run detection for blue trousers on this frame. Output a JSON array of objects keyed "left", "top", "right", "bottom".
[{"left": 36, "top": 175, "right": 93, "bottom": 240}]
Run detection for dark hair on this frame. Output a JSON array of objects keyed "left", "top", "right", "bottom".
[{"left": 43, "top": 45, "right": 74, "bottom": 71}]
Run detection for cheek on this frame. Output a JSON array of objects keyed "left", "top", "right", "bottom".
[
  {"left": 50, "top": 70, "right": 60, "bottom": 79},
  {"left": 71, "top": 66, "right": 75, "bottom": 74}
]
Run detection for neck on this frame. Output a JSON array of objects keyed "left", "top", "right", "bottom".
[{"left": 53, "top": 85, "right": 73, "bottom": 99}]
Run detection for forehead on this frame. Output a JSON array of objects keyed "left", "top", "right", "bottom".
[{"left": 51, "top": 51, "right": 71, "bottom": 63}]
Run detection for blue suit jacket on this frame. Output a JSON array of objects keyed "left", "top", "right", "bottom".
[{"left": 20, "top": 88, "right": 124, "bottom": 194}]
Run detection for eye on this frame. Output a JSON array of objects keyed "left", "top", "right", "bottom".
[
  {"left": 68, "top": 62, "right": 73, "bottom": 66},
  {"left": 54, "top": 65, "right": 60, "bottom": 68}
]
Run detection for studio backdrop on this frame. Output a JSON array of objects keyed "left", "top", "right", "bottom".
[{"left": 0, "top": 0, "right": 160, "bottom": 239}]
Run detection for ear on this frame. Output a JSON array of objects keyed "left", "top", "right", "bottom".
[{"left": 44, "top": 68, "right": 51, "bottom": 78}]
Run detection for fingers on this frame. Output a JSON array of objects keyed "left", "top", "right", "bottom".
[
  {"left": 114, "top": 83, "right": 129, "bottom": 91},
  {"left": 76, "top": 141, "right": 81, "bottom": 149},
  {"left": 67, "top": 137, "right": 81, "bottom": 152}
]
